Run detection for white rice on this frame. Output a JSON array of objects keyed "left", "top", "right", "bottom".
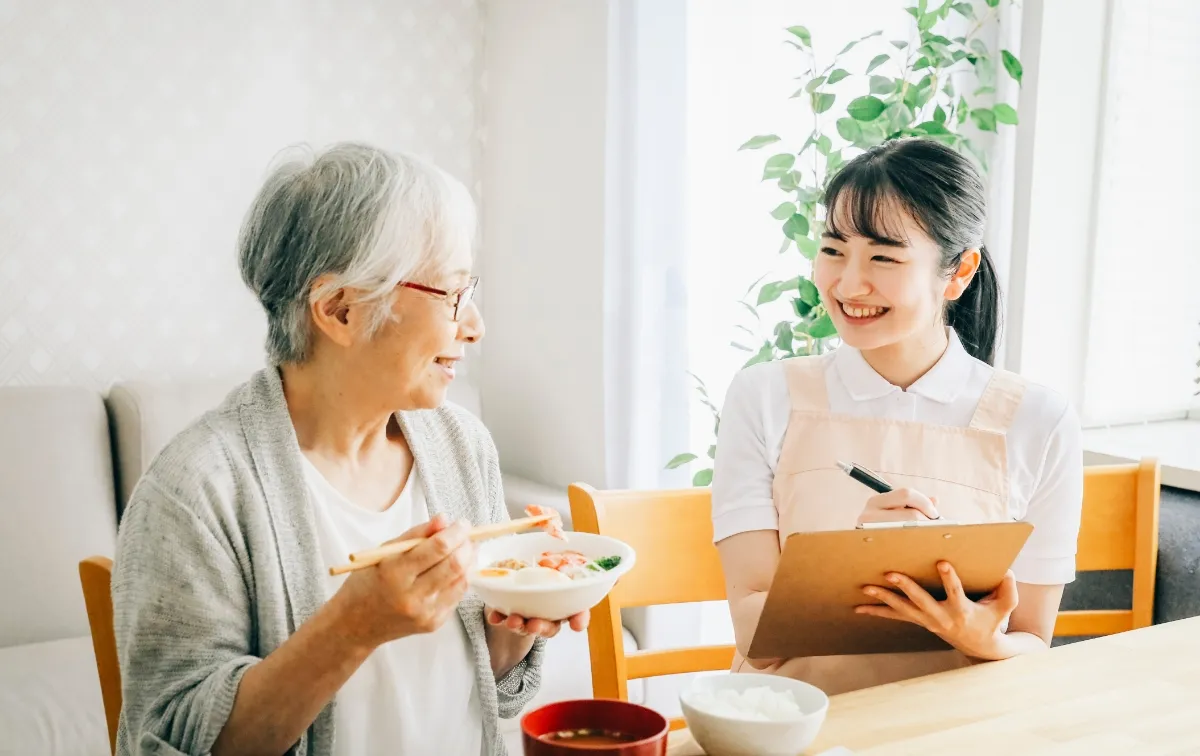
[{"left": 685, "top": 685, "right": 803, "bottom": 722}]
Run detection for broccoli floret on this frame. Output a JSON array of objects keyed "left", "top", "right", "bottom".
[{"left": 593, "top": 555, "right": 622, "bottom": 571}]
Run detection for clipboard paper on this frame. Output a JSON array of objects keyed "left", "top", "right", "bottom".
[{"left": 747, "top": 521, "right": 1033, "bottom": 659}]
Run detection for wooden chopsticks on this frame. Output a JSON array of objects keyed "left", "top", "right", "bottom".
[{"left": 328, "top": 513, "right": 558, "bottom": 576}]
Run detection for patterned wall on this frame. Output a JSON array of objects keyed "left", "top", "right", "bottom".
[{"left": 0, "top": 0, "right": 483, "bottom": 392}]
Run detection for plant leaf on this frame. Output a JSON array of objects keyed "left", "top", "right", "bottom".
[
  {"left": 742, "top": 342, "right": 775, "bottom": 369},
  {"left": 869, "top": 75, "right": 895, "bottom": 95},
  {"left": 707, "top": 445, "right": 717, "bottom": 460},
  {"left": 796, "top": 236, "right": 819, "bottom": 260},
  {"left": 951, "top": 1, "right": 974, "bottom": 19},
  {"left": 666, "top": 453, "right": 697, "bottom": 470},
  {"left": 826, "top": 68, "right": 851, "bottom": 85},
  {"left": 970, "top": 107, "right": 997, "bottom": 132},
  {"left": 787, "top": 25, "right": 812, "bottom": 47},
  {"left": 739, "top": 134, "right": 781, "bottom": 150},
  {"left": 974, "top": 85, "right": 996, "bottom": 96},
  {"left": 757, "top": 282, "right": 785, "bottom": 305},
  {"left": 836, "top": 116, "right": 864, "bottom": 143},
  {"left": 778, "top": 237, "right": 792, "bottom": 254},
  {"left": 805, "top": 75, "right": 828, "bottom": 93},
  {"left": 993, "top": 102, "right": 1018, "bottom": 124},
  {"left": 774, "top": 321, "right": 794, "bottom": 352},
  {"left": 892, "top": 39, "right": 909, "bottom": 49},
  {"left": 782, "top": 213, "right": 810, "bottom": 240},
  {"left": 886, "top": 102, "right": 915, "bottom": 133},
  {"left": 771, "top": 201, "right": 797, "bottom": 220},
  {"left": 837, "top": 30, "right": 881, "bottom": 56},
  {"left": 970, "top": 38, "right": 990, "bottom": 57},
  {"left": 911, "top": 55, "right": 932, "bottom": 70},
  {"left": 1002, "top": 49, "right": 1024, "bottom": 84},
  {"left": 918, "top": 12, "right": 937, "bottom": 32},
  {"left": 914, "top": 119, "right": 952, "bottom": 135},
  {"left": 866, "top": 54, "right": 890, "bottom": 74},
  {"left": 797, "top": 277, "right": 821, "bottom": 307},
  {"left": 847, "top": 95, "right": 886, "bottom": 121},
  {"left": 933, "top": 104, "right": 947, "bottom": 124},
  {"left": 792, "top": 297, "right": 814, "bottom": 318},
  {"left": 811, "top": 92, "right": 836, "bottom": 114},
  {"left": 762, "top": 153, "right": 796, "bottom": 180},
  {"left": 808, "top": 312, "right": 837, "bottom": 339},
  {"left": 985, "top": 0, "right": 999, "bottom": 6},
  {"left": 778, "top": 170, "right": 801, "bottom": 192},
  {"left": 693, "top": 468, "right": 714, "bottom": 487},
  {"left": 730, "top": 341, "right": 753, "bottom": 352},
  {"left": 815, "top": 134, "right": 832, "bottom": 155}
]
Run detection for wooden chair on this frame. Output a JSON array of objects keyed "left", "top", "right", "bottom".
[
  {"left": 79, "top": 556, "right": 121, "bottom": 756},
  {"left": 1055, "top": 458, "right": 1160, "bottom": 638},
  {"left": 568, "top": 484, "right": 736, "bottom": 730}
]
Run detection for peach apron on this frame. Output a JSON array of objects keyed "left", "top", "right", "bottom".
[{"left": 731, "top": 353, "right": 1027, "bottom": 695}]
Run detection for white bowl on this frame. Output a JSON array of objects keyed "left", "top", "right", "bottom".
[
  {"left": 680, "top": 674, "right": 830, "bottom": 756},
  {"left": 469, "top": 531, "right": 635, "bottom": 621}
]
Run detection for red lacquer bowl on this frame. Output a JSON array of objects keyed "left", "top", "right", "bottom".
[{"left": 521, "top": 699, "right": 670, "bottom": 755}]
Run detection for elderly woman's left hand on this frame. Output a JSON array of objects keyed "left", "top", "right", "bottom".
[
  {"left": 855, "top": 561, "right": 1018, "bottom": 661},
  {"left": 485, "top": 608, "right": 589, "bottom": 639}
]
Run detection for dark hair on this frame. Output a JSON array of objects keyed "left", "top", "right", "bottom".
[{"left": 822, "top": 138, "right": 1001, "bottom": 365}]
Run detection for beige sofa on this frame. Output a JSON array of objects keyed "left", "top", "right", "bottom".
[{"left": 0, "top": 380, "right": 640, "bottom": 756}]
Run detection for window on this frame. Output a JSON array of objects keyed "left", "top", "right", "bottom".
[{"left": 1080, "top": 0, "right": 1200, "bottom": 426}]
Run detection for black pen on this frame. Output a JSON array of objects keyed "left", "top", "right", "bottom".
[{"left": 836, "top": 460, "right": 893, "bottom": 494}]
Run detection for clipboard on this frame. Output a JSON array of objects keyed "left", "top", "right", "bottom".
[{"left": 747, "top": 520, "right": 1033, "bottom": 659}]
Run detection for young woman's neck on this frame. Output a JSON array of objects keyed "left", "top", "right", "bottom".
[{"left": 859, "top": 324, "right": 951, "bottom": 390}]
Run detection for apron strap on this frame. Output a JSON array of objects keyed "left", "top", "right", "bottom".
[
  {"left": 968, "top": 369, "right": 1028, "bottom": 434},
  {"left": 782, "top": 355, "right": 831, "bottom": 413}
]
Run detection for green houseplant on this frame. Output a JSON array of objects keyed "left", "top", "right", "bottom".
[{"left": 669, "top": 0, "right": 1023, "bottom": 486}]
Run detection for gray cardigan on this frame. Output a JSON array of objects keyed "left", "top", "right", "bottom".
[{"left": 111, "top": 368, "right": 545, "bottom": 756}]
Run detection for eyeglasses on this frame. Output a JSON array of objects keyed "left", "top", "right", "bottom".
[{"left": 398, "top": 276, "right": 479, "bottom": 321}]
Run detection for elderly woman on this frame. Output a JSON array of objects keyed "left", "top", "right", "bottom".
[{"left": 111, "top": 143, "right": 585, "bottom": 756}]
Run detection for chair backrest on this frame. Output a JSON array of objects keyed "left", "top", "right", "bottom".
[
  {"left": 1055, "top": 458, "right": 1160, "bottom": 637},
  {"left": 568, "top": 484, "right": 735, "bottom": 727},
  {"left": 79, "top": 556, "right": 121, "bottom": 755}
]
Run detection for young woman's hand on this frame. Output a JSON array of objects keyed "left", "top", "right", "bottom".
[
  {"left": 855, "top": 562, "right": 1019, "bottom": 660},
  {"left": 856, "top": 488, "right": 940, "bottom": 525}
]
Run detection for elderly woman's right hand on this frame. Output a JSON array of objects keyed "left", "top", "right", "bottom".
[
  {"left": 856, "top": 488, "right": 940, "bottom": 525},
  {"left": 333, "top": 514, "right": 474, "bottom": 649}
]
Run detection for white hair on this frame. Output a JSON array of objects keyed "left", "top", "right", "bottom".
[{"left": 237, "top": 142, "right": 476, "bottom": 364}]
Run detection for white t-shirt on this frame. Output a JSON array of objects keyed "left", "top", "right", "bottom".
[
  {"left": 303, "top": 458, "right": 484, "bottom": 756},
  {"left": 711, "top": 330, "right": 1083, "bottom": 586}
]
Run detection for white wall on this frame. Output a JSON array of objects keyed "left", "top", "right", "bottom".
[
  {"left": 1006, "top": 0, "right": 1110, "bottom": 405},
  {"left": 479, "top": 0, "right": 611, "bottom": 487},
  {"left": 0, "top": 0, "right": 484, "bottom": 410}
]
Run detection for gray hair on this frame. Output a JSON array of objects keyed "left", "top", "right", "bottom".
[{"left": 238, "top": 142, "right": 476, "bottom": 364}]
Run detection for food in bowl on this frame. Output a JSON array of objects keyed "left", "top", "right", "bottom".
[
  {"left": 537, "top": 728, "right": 641, "bottom": 746},
  {"left": 522, "top": 699, "right": 668, "bottom": 755},
  {"left": 471, "top": 532, "right": 635, "bottom": 622},
  {"left": 478, "top": 550, "right": 624, "bottom": 584},
  {"left": 684, "top": 685, "right": 803, "bottom": 722},
  {"left": 680, "top": 675, "right": 829, "bottom": 756}
]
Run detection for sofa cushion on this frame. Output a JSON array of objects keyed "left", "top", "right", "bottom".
[
  {"left": 0, "top": 635, "right": 108, "bottom": 756},
  {"left": 106, "top": 379, "right": 240, "bottom": 514},
  {"left": 499, "top": 626, "right": 642, "bottom": 755},
  {"left": 0, "top": 387, "right": 117, "bottom": 648}
]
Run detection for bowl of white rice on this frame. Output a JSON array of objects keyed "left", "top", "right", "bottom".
[{"left": 680, "top": 674, "right": 829, "bottom": 756}]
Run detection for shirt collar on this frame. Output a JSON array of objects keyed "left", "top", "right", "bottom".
[{"left": 832, "top": 329, "right": 973, "bottom": 404}]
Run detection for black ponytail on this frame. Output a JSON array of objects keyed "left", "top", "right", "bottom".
[{"left": 823, "top": 138, "right": 1002, "bottom": 365}]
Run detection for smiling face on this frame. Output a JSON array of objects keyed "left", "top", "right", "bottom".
[
  {"left": 373, "top": 242, "right": 484, "bottom": 410},
  {"left": 813, "top": 195, "right": 950, "bottom": 353}
]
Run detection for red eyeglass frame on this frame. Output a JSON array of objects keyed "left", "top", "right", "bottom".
[{"left": 397, "top": 276, "right": 479, "bottom": 321}]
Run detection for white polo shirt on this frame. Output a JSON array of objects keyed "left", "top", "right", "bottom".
[{"left": 711, "top": 330, "right": 1083, "bottom": 586}]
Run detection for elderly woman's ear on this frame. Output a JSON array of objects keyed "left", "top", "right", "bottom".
[{"left": 308, "top": 274, "right": 366, "bottom": 349}]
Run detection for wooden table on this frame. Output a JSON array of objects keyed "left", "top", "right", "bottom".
[{"left": 668, "top": 617, "right": 1200, "bottom": 755}]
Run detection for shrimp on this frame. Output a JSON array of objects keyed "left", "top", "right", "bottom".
[
  {"left": 537, "top": 550, "right": 588, "bottom": 571},
  {"left": 525, "top": 504, "right": 566, "bottom": 540}
]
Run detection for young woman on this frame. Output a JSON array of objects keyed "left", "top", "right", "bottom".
[{"left": 712, "top": 138, "right": 1083, "bottom": 695}]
